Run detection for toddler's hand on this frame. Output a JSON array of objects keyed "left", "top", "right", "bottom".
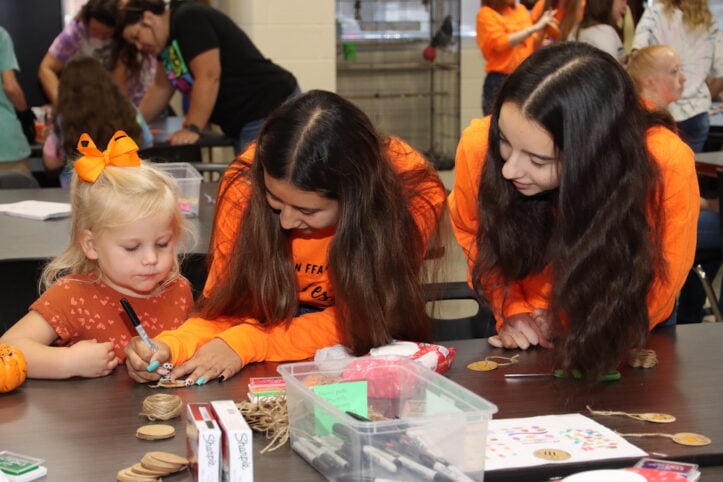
[
  {"left": 67, "top": 339, "right": 119, "bottom": 378},
  {"left": 124, "top": 336, "right": 171, "bottom": 383}
]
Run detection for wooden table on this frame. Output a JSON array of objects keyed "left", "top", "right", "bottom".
[{"left": 2, "top": 324, "right": 722, "bottom": 481}]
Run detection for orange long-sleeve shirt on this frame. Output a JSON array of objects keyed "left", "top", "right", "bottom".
[
  {"left": 476, "top": 4, "right": 535, "bottom": 74},
  {"left": 449, "top": 116, "right": 699, "bottom": 331},
  {"left": 157, "top": 138, "right": 446, "bottom": 367}
]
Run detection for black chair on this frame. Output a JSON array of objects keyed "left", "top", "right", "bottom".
[
  {"left": 180, "top": 253, "right": 209, "bottom": 301},
  {"left": 424, "top": 281, "right": 491, "bottom": 341},
  {"left": 0, "top": 258, "right": 46, "bottom": 335},
  {"left": 0, "top": 171, "right": 40, "bottom": 189}
]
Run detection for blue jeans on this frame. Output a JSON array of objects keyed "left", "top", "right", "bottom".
[
  {"left": 482, "top": 72, "right": 508, "bottom": 116},
  {"left": 677, "top": 210, "right": 722, "bottom": 323},
  {"left": 676, "top": 112, "right": 710, "bottom": 154},
  {"left": 234, "top": 86, "right": 301, "bottom": 154}
]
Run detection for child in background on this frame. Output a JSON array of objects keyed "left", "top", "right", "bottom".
[
  {"left": 569, "top": 0, "right": 628, "bottom": 62},
  {"left": 628, "top": 45, "right": 720, "bottom": 324},
  {"left": 43, "top": 56, "right": 152, "bottom": 187},
  {"left": 449, "top": 42, "right": 698, "bottom": 379},
  {"left": 0, "top": 131, "right": 194, "bottom": 379}
]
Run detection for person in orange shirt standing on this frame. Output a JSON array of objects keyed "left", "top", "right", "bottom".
[
  {"left": 531, "top": 0, "right": 585, "bottom": 42},
  {"left": 449, "top": 42, "right": 698, "bottom": 380},
  {"left": 477, "top": 0, "right": 557, "bottom": 115},
  {"left": 124, "top": 90, "right": 447, "bottom": 385}
]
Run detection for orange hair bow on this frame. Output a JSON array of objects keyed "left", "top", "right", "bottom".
[{"left": 74, "top": 130, "right": 141, "bottom": 183}]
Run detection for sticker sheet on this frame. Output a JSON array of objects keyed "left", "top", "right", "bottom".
[{"left": 485, "top": 413, "right": 647, "bottom": 471}]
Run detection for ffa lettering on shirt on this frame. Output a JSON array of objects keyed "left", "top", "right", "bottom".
[
  {"left": 160, "top": 40, "right": 194, "bottom": 96},
  {"left": 296, "top": 262, "right": 334, "bottom": 305}
]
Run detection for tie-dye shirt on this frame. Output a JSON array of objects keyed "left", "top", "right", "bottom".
[{"left": 48, "top": 19, "right": 156, "bottom": 106}]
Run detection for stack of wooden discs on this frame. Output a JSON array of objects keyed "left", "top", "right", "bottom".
[
  {"left": 135, "top": 424, "right": 175, "bottom": 440},
  {"left": 116, "top": 451, "right": 188, "bottom": 481}
]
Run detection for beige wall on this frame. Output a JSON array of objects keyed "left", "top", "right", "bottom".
[{"left": 215, "top": 0, "right": 336, "bottom": 92}]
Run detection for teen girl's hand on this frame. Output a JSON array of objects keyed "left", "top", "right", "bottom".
[
  {"left": 124, "top": 336, "right": 172, "bottom": 383},
  {"left": 488, "top": 312, "right": 554, "bottom": 350},
  {"left": 170, "top": 338, "right": 243, "bottom": 385},
  {"left": 67, "top": 339, "right": 120, "bottom": 378}
]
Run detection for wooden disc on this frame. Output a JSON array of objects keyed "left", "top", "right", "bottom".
[
  {"left": 146, "top": 451, "right": 188, "bottom": 466},
  {"left": 129, "top": 463, "right": 168, "bottom": 477},
  {"left": 136, "top": 424, "right": 176, "bottom": 440},
  {"left": 532, "top": 448, "right": 571, "bottom": 461},
  {"left": 151, "top": 379, "right": 186, "bottom": 389},
  {"left": 671, "top": 432, "right": 712, "bottom": 446},
  {"left": 467, "top": 360, "right": 498, "bottom": 371},
  {"left": 116, "top": 467, "right": 160, "bottom": 482},
  {"left": 638, "top": 413, "right": 676, "bottom": 423}
]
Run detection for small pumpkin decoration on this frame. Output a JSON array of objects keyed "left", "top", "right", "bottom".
[{"left": 0, "top": 344, "right": 27, "bottom": 393}]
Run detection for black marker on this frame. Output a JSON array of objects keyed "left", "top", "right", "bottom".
[{"left": 120, "top": 298, "right": 157, "bottom": 352}]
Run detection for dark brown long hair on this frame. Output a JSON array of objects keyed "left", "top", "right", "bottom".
[
  {"left": 543, "top": 0, "right": 583, "bottom": 40},
  {"left": 196, "top": 90, "right": 445, "bottom": 355},
  {"left": 54, "top": 56, "right": 141, "bottom": 160},
  {"left": 475, "top": 42, "right": 667, "bottom": 378}
]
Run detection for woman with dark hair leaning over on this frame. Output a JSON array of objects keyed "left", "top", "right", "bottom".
[{"left": 449, "top": 42, "right": 698, "bottom": 380}]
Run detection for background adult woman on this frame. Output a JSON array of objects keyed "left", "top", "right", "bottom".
[
  {"left": 569, "top": 0, "right": 628, "bottom": 62},
  {"left": 476, "top": 0, "right": 557, "bottom": 115}
]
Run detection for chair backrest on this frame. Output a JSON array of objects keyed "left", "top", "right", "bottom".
[
  {"left": 0, "top": 258, "right": 46, "bottom": 335},
  {"left": 0, "top": 171, "right": 40, "bottom": 189},
  {"left": 180, "top": 253, "right": 209, "bottom": 301},
  {"left": 424, "top": 281, "right": 491, "bottom": 341},
  {"left": 138, "top": 145, "right": 203, "bottom": 164}
]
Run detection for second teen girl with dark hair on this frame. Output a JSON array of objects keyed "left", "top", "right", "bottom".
[{"left": 450, "top": 42, "right": 698, "bottom": 379}]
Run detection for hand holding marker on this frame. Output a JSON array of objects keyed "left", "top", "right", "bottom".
[{"left": 120, "top": 297, "right": 160, "bottom": 373}]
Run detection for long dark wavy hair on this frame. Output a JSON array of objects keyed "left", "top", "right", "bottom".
[
  {"left": 54, "top": 56, "right": 141, "bottom": 159},
  {"left": 196, "top": 90, "right": 445, "bottom": 355},
  {"left": 474, "top": 42, "right": 667, "bottom": 378},
  {"left": 575, "top": 0, "right": 616, "bottom": 36}
]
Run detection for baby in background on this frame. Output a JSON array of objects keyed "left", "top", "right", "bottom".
[{"left": 0, "top": 131, "right": 195, "bottom": 379}]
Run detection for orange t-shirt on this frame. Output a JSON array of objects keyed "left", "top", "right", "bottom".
[
  {"left": 449, "top": 116, "right": 699, "bottom": 331},
  {"left": 31, "top": 275, "right": 192, "bottom": 362},
  {"left": 476, "top": 4, "right": 536, "bottom": 74},
  {"left": 157, "top": 138, "right": 446, "bottom": 367}
]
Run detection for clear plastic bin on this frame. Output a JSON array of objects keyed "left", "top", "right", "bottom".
[
  {"left": 278, "top": 355, "right": 498, "bottom": 481},
  {"left": 155, "top": 162, "right": 203, "bottom": 217}
]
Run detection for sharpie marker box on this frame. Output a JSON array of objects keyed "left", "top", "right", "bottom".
[
  {"left": 279, "top": 355, "right": 498, "bottom": 482},
  {"left": 186, "top": 403, "right": 222, "bottom": 482},
  {"left": 211, "top": 400, "right": 254, "bottom": 482}
]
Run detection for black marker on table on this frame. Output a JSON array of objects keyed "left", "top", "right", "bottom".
[{"left": 120, "top": 298, "right": 157, "bottom": 352}]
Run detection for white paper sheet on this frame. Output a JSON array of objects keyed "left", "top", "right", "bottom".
[
  {"left": 0, "top": 200, "right": 71, "bottom": 220},
  {"left": 485, "top": 413, "right": 647, "bottom": 471}
]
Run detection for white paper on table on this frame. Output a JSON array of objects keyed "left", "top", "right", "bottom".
[
  {"left": 484, "top": 413, "right": 647, "bottom": 471},
  {"left": 0, "top": 200, "right": 71, "bottom": 220}
]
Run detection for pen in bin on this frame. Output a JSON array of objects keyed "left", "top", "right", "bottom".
[{"left": 120, "top": 297, "right": 157, "bottom": 352}]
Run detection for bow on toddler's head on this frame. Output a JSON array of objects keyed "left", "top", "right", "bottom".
[{"left": 74, "top": 130, "right": 141, "bottom": 183}]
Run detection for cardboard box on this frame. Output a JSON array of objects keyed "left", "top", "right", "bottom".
[
  {"left": 278, "top": 355, "right": 497, "bottom": 481},
  {"left": 155, "top": 162, "right": 203, "bottom": 217},
  {"left": 186, "top": 403, "right": 222, "bottom": 482},
  {"left": 211, "top": 400, "right": 254, "bottom": 482}
]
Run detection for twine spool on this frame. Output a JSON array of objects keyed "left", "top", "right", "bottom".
[
  {"left": 237, "top": 398, "right": 289, "bottom": 453},
  {"left": 139, "top": 394, "right": 183, "bottom": 421}
]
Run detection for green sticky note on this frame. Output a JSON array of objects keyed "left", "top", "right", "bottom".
[
  {"left": 425, "top": 388, "right": 461, "bottom": 416},
  {"left": 313, "top": 380, "right": 368, "bottom": 435}
]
